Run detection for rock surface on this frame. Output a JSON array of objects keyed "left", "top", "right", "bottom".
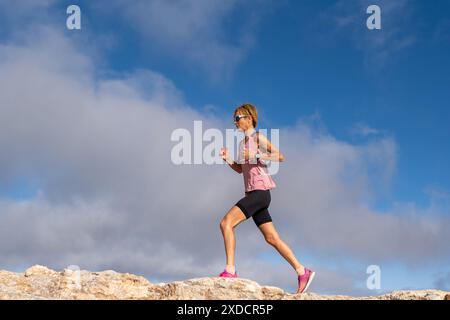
[{"left": 0, "top": 265, "right": 449, "bottom": 300}]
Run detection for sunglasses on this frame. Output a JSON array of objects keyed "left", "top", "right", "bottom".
[{"left": 234, "top": 114, "right": 249, "bottom": 123}]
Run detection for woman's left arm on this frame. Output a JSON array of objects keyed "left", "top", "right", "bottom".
[{"left": 257, "top": 133, "right": 285, "bottom": 162}]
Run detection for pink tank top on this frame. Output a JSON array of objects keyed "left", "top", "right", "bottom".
[{"left": 237, "top": 130, "right": 277, "bottom": 193}]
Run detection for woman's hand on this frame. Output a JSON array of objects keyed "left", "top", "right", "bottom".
[{"left": 220, "top": 147, "right": 231, "bottom": 163}]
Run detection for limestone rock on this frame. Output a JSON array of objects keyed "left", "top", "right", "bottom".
[{"left": 0, "top": 265, "right": 449, "bottom": 300}]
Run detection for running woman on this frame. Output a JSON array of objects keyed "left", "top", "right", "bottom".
[{"left": 219, "top": 103, "right": 315, "bottom": 294}]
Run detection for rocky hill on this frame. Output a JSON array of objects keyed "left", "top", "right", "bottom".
[{"left": 0, "top": 265, "right": 449, "bottom": 300}]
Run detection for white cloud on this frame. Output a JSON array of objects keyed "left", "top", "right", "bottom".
[{"left": 351, "top": 123, "right": 380, "bottom": 136}]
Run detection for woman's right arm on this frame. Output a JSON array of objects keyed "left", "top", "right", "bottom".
[
  {"left": 227, "top": 161, "right": 242, "bottom": 174},
  {"left": 221, "top": 147, "right": 242, "bottom": 174}
]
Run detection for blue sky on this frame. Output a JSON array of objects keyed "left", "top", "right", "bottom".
[{"left": 0, "top": 0, "right": 449, "bottom": 296}]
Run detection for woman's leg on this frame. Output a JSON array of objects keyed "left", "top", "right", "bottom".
[
  {"left": 220, "top": 206, "right": 247, "bottom": 273},
  {"left": 258, "top": 222, "right": 305, "bottom": 275}
]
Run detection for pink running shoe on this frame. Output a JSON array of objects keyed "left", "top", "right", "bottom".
[
  {"left": 219, "top": 269, "right": 238, "bottom": 278},
  {"left": 297, "top": 268, "right": 316, "bottom": 294}
]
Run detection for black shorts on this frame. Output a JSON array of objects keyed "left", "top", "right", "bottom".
[{"left": 235, "top": 189, "right": 272, "bottom": 227}]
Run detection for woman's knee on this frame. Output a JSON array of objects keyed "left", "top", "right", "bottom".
[
  {"left": 220, "top": 218, "right": 232, "bottom": 231},
  {"left": 265, "top": 233, "right": 280, "bottom": 246}
]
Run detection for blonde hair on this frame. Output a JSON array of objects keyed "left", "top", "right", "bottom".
[{"left": 234, "top": 103, "right": 258, "bottom": 128}]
